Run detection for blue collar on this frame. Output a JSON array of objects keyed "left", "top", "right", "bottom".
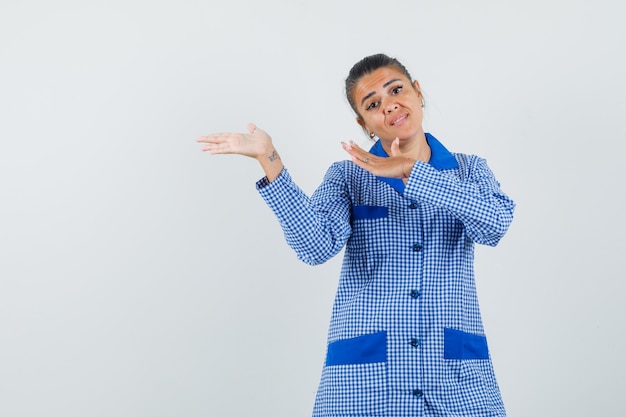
[{"left": 368, "top": 133, "right": 458, "bottom": 194}]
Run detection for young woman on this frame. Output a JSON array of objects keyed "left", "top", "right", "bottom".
[{"left": 198, "top": 53, "right": 515, "bottom": 417}]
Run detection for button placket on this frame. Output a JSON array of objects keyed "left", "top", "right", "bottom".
[{"left": 404, "top": 199, "right": 424, "bottom": 405}]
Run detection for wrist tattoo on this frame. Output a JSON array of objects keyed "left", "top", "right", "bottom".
[{"left": 268, "top": 150, "right": 279, "bottom": 162}]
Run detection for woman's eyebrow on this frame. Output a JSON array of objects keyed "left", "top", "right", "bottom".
[
  {"left": 383, "top": 78, "right": 401, "bottom": 88},
  {"left": 360, "top": 79, "right": 402, "bottom": 106}
]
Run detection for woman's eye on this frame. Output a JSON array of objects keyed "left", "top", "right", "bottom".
[
  {"left": 392, "top": 86, "right": 403, "bottom": 95},
  {"left": 366, "top": 101, "right": 379, "bottom": 111}
]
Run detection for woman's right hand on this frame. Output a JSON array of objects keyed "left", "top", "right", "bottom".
[
  {"left": 198, "top": 123, "right": 284, "bottom": 182},
  {"left": 197, "top": 122, "right": 273, "bottom": 161}
]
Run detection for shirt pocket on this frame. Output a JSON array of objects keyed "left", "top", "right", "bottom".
[
  {"left": 443, "top": 327, "right": 489, "bottom": 360},
  {"left": 320, "top": 332, "right": 388, "bottom": 416},
  {"left": 351, "top": 205, "right": 389, "bottom": 221}
]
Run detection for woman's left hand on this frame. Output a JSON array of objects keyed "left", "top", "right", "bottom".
[{"left": 342, "top": 138, "right": 415, "bottom": 179}]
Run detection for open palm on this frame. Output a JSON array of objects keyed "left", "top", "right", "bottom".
[{"left": 197, "top": 123, "right": 273, "bottom": 160}]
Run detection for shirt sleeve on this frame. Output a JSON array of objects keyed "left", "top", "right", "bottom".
[
  {"left": 404, "top": 155, "right": 515, "bottom": 246},
  {"left": 256, "top": 164, "right": 352, "bottom": 265}
]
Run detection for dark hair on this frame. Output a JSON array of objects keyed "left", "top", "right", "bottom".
[{"left": 345, "top": 53, "right": 414, "bottom": 118}]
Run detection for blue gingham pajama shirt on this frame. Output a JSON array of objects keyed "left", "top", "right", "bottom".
[{"left": 257, "top": 134, "right": 515, "bottom": 417}]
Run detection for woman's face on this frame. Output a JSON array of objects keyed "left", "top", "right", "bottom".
[{"left": 352, "top": 66, "right": 424, "bottom": 144}]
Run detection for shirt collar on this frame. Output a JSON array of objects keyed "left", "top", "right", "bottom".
[
  {"left": 368, "top": 133, "right": 458, "bottom": 195},
  {"left": 368, "top": 133, "right": 459, "bottom": 170}
]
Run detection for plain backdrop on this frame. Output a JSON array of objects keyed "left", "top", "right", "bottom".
[{"left": 1, "top": 1, "right": 624, "bottom": 416}]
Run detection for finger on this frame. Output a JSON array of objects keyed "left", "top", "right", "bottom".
[
  {"left": 351, "top": 156, "right": 382, "bottom": 177},
  {"left": 350, "top": 156, "right": 369, "bottom": 170},
  {"left": 247, "top": 122, "right": 257, "bottom": 134},
  {"left": 346, "top": 141, "right": 370, "bottom": 158},
  {"left": 197, "top": 133, "right": 229, "bottom": 143},
  {"left": 204, "top": 141, "right": 233, "bottom": 155},
  {"left": 342, "top": 141, "right": 363, "bottom": 159},
  {"left": 197, "top": 135, "right": 211, "bottom": 143},
  {"left": 343, "top": 142, "right": 375, "bottom": 166},
  {"left": 390, "top": 137, "right": 400, "bottom": 157}
]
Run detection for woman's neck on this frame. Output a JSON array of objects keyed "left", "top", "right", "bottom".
[{"left": 381, "top": 132, "right": 431, "bottom": 163}]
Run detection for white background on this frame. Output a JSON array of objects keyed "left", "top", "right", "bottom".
[{"left": 1, "top": 1, "right": 624, "bottom": 416}]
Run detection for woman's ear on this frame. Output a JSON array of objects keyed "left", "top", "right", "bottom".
[
  {"left": 356, "top": 117, "right": 370, "bottom": 136},
  {"left": 413, "top": 80, "right": 425, "bottom": 108},
  {"left": 412, "top": 80, "right": 422, "bottom": 97}
]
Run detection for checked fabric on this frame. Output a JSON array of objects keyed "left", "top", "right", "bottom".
[{"left": 257, "top": 134, "right": 515, "bottom": 417}]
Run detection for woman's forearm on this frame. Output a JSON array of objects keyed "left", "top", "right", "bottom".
[{"left": 256, "top": 145, "right": 284, "bottom": 182}]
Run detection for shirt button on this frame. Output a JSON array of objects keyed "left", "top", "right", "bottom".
[
  {"left": 410, "top": 290, "right": 421, "bottom": 298},
  {"left": 412, "top": 243, "right": 422, "bottom": 252},
  {"left": 413, "top": 389, "right": 423, "bottom": 398},
  {"left": 409, "top": 201, "right": 418, "bottom": 209},
  {"left": 410, "top": 338, "right": 421, "bottom": 347}
]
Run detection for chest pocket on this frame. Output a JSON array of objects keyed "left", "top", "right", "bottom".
[{"left": 352, "top": 205, "right": 388, "bottom": 221}]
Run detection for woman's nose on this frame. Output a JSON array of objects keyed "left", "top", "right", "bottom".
[{"left": 384, "top": 99, "right": 398, "bottom": 113}]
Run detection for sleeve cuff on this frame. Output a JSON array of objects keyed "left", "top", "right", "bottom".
[{"left": 256, "top": 166, "right": 291, "bottom": 192}]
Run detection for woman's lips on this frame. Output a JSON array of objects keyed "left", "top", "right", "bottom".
[{"left": 391, "top": 114, "right": 408, "bottom": 126}]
